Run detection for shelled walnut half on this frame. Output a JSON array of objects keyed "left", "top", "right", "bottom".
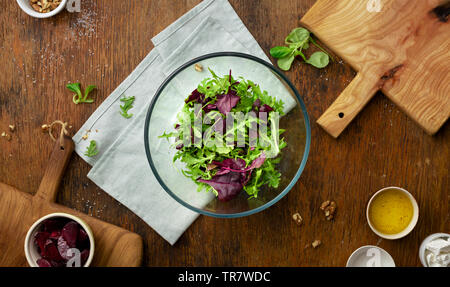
[
  {"left": 292, "top": 213, "right": 303, "bottom": 226},
  {"left": 320, "top": 200, "right": 337, "bottom": 220}
]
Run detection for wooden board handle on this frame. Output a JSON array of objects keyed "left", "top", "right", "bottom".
[
  {"left": 317, "top": 72, "right": 380, "bottom": 138},
  {"left": 35, "top": 135, "right": 74, "bottom": 202}
]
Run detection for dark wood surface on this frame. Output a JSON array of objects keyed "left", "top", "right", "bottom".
[
  {"left": 0, "top": 136, "right": 143, "bottom": 267},
  {"left": 0, "top": 0, "right": 448, "bottom": 267}
]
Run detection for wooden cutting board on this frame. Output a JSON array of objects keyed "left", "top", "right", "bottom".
[
  {"left": 300, "top": 0, "right": 450, "bottom": 138},
  {"left": 0, "top": 136, "right": 143, "bottom": 266}
]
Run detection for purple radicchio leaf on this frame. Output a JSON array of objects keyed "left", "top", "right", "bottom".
[
  {"left": 198, "top": 172, "right": 244, "bottom": 202},
  {"left": 247, "top": 152, "right": 266, "bottom": 170},
  {"left": 203, "top": 104, "right": 217, "bottom": 113},
  {"left": 212, "top": 154, "right": 265, "bottom": 173},
  {"left": 216, "top": 90, "right": 240, "bottom": 115},
  {"left": 185, "top": 89, "right": 205, "bottom": 104},
  {"left": 252, "top": 99, "right": 261, "bottom": 111},
  {"left": 212, "top": 158, "right": 246, "bottom": 171},
  {"left": 199, "top": 154, "right": 266, "bottom": 201},
  {"left": 259, "top": 104, "right": 274, "bottom": 113}
]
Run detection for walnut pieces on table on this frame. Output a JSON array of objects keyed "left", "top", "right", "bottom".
[
  {"left": 312, "top": 240, "right": 321, "bottom": 248},
  {"left": 30, "top": 0, "right": 62, "bottom": 13},
  {"left": 320, "top": 200, "right": 337, "bottom": 221},
  {"left": 292, "top": 213, "right": 303, "bottom": 226}
]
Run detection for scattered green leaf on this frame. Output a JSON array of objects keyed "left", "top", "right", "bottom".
[
  {"left": 306, "top": 51, "right": 329, "bottom": 68},
  {"left": 67, "top": 83, "right": 96, "bottom": 104},
  {"left": 119, "top": 95, "right": 135, "bottom": 119},
  {"left": 277, "top": 53, "right": 295, "bottom": 71},
  {"left": 84, "top": 140, "right": 99, "bottom": 157},
  {"left": 285, "top": 27, "right": 310, "bottom": 46},
  {"left": 271, "top": 27, "right": 331, "bottom": 70},
  {"left": 269, "top": 46, "right": 293, "bottom": 59}
]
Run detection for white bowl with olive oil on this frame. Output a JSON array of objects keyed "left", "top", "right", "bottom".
[{"left": 366, "top": 187, "right": 419, "bottom": 240}]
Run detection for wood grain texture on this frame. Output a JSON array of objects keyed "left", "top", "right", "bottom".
[
  {"left": 0, "top": 136, "right": 143, "bottom": 267},
  {"left": 302, "top": 0, "right": 450, "bottom": 137},
  {"left": 0, "top": 0, "right": 448, "bottom": 267}
]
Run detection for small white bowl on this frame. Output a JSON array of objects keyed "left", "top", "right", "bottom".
[
  {"left": 346, "top": 245, "right": 395, "bottom": 267},
  {"left": 24, "top": 212, "right": 95, "bottom": 267},
  {"left": 16, "top": 0, "right": 67, "bottom": 18},
  {"left": 366, "top": 186, "right": 419, "bottom": 240},
  {"left": 419, "top": 233, "right": 450, "bottom": 267}
]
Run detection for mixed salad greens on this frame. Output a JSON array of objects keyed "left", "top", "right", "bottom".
[{"left": 160, "top": 69, "right": 287, "bottom": 202}]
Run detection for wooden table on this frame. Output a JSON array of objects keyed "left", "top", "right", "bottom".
[{"left": 0, "top": 0, "right": 448, "bottom": 267}]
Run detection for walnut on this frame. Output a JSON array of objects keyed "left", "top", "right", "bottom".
[
  {"left": 194, "top": 63, "right": 203, "bottom": 72},
  {"left": 320, "top": 200, "right": 337, "bottom": 220},
  {"left": 32, "top": 3, "right": 41, "bottom": 12},
  {"left": 320, "top": 200, "right": 330, "bottom": 210},
  {"left": 41, "top": 124, "right": 49, "bottom": 132},
  {"left": 312, "top": 240, "right": 321, "bottom": 248},
  {"left": 292, "top": 213, "right": 303, "bottom": 225},
  {"left": 1, "top": 132, "right": 11, "bottom": 141},
  {"left": 81, "top": 129, "right": 92, "bottom": 140},
  {"left": 29, "top": 0, "right": 62, "bottom": 13}
]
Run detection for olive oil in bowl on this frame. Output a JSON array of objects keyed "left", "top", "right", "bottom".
[{"left": 367, "top": 187, "right": 419, "bottom": 239}]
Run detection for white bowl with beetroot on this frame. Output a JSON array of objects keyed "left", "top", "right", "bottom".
[{"left": 24, "top": 213, "right": 95, "bottom": 267}]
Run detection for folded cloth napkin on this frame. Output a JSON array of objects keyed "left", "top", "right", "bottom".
[
  {"left": 73, "top": 0, "right": 269, "bottom": 165},
  {"left": 74, "top": 0, "right": 295, "bottom": 245}
]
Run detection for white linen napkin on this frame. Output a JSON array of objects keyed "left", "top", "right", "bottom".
[{"left": 73, "top": 0, "right": 295, "bottom": 245}]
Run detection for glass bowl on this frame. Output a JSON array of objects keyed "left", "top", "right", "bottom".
[{"left": 144, "top": 52, "right": 310, "bottom": 218}]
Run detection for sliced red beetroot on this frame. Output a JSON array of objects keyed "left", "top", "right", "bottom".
[
  {"left": 43, "top": 218, "right": 66, "bottom": 232},
  {"left": 49, "top": 231, "right": 61, "bottom": 240},
  {"left": 50, "top": 260, "right": 65, "bottom": 267},
  {"left": 57, "top": 236, "right": 71, "bottom": 260},
  {"left": 80, "top": 249, "right": 90, "bottom": 265},
  {"left": 77, "top": 228, "right": 89, "bottom": 245},
  {"left": 62, "top": 221, "right": 79, "bottom": 248},
  {"left": 42, "top": 239, "right": 63, "bottom": 261},
  {"left": 36, "top": 258, "right": 52, "bottom": 267},
  {"left": 34, "top": 232, "right": 50, "bottom": 252}
]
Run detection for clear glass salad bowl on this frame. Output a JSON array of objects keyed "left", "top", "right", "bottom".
[{"left": 144, "top": 52, "right": 310, "bottom": 218}]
